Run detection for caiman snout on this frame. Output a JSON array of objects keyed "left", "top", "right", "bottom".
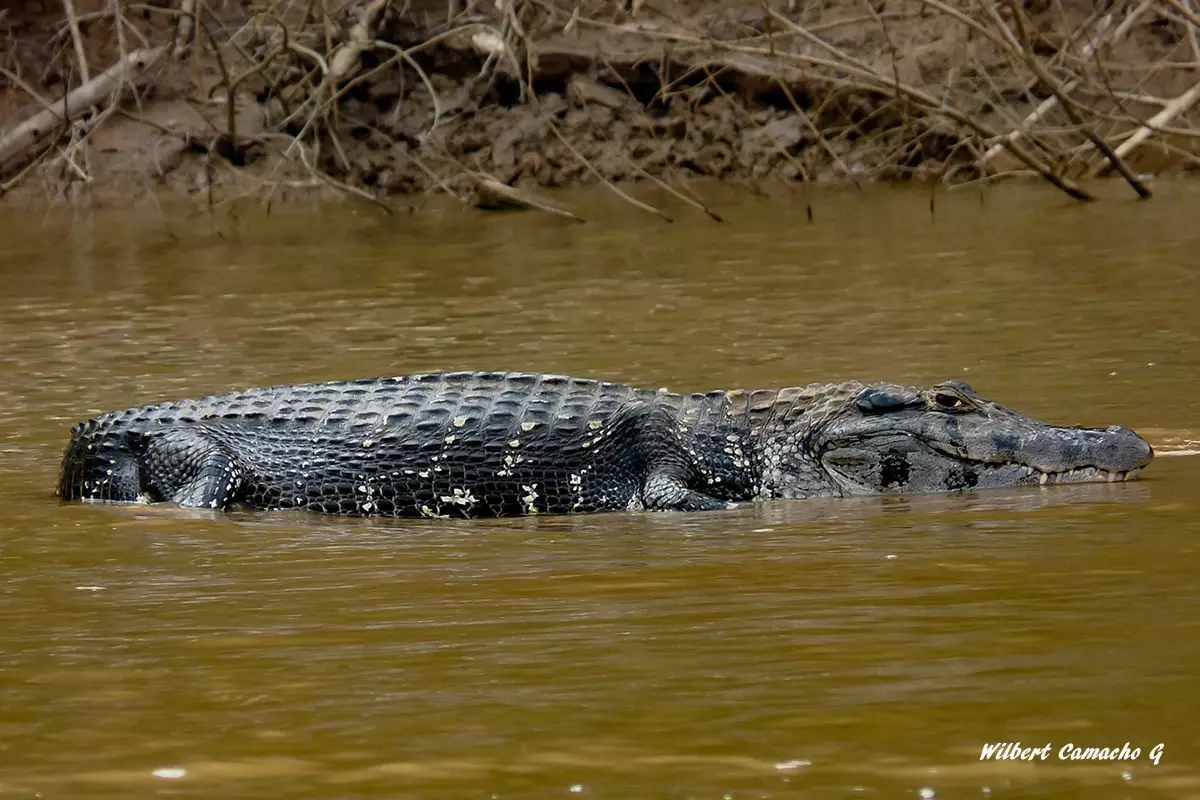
[
  {"left": 1027, "top": 424, "right": 1154, "bottom": 483},
  {"left": 1081, "top": 425, "right": 1154, "bottom": 470}
]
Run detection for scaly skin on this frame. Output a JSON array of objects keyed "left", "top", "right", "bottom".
[{"left": 57, "top": 372, "right": 1154, "bottom": 518}]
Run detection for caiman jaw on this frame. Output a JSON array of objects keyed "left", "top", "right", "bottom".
[{"left": 1016, "top": 465, "right": 1144, "bottom": 485}]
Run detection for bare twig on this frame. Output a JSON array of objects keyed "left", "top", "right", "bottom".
[
  {"left": 545, "top": 118, "right": 673, "bottom": 221},
  {"left": 0, "top": 138, "right": 61, "bottom": 196},
  {"left": 0, "top": 65, "right": 57, "bottom": 114},
  {"left": 674, "top": 13, "right": 1098, "bottom": 200},
  {"left": 47, "top": 98, "right": 124, "bottom": 180},
  {"left": 0, "top": 47, "right": 164, "bottom": 173},
  {"left": 1003, "top": 0, "right": 1151, "bottom": 198},
  {"left": 62, "top": 0, "right": 91, "bottom": 84},
  {"left": 198, "top": 17, "right": 240, "bottom": 157},
  {"left": 471, "top": 174, "right": 587, "bottom": 221},
  {"left": 11, "top": 0, "right": 1186, "bottom": 207},
  {"left": 1162, "top": 0, "right": 1200, "bottom": 31},
  {"left": 978, "top": 1, "right": 1151, "bottom": 165},
  {"left": 174, "top": 0, "right": 197, "bottom": 57},
  {"left": 368, "top": 39, "right": 443, "bottom": 141},
  {"left": 1095, "top": 81, "right": 1200, "bottom": 175},
  {"left": 618, "top": 150, "right": 724, "bottom": 222}
]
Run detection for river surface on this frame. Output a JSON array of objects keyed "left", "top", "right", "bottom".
[{"left": 1, "top": 183, "right": 1198, "bottom": 799}]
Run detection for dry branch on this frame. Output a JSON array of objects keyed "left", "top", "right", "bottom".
[
  {"left": 1003, "top": 0, "right": 1151, "bottom": 199},
  {"left": 62, "top": 0, "right": 91, "bottom": 84},
  {"left": 5, "top": 0, "right": 1197, "bottom": 208},
  {"left": 174, "top": 0, "right": 196, "bottom": 57},
  {"left": 546, "top": 117, "right": 673, "bottom": 222},
  {"left": 639, "top": 15, "right": 1097, "bottom": 200},
  {"left": 1095, "top": 81, "right": 1200, "bottom": 176},
  {"left": 0, "top": 47, "right": 164, "bottom": 172},
  {"left": 471, "top": 174, "right": 586, "bottom": 221},
  {"left": 978, "top": 0, "right": 1151, "bottom": 167}
]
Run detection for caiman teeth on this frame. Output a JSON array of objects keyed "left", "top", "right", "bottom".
[{"left": 1031, "top": 467, "right": 1136, "bottom": 485}]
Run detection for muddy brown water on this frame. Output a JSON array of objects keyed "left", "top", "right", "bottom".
[{"left": 1, "top": 184, "right": 1199, "bottom": 799}]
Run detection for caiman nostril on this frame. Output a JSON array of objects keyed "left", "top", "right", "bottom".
[{"left": 1096, "top": 425, "right": 1154, "bottom": 468}]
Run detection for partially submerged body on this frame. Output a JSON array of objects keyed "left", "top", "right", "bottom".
[{"left": 57, "top": 372, "right": 1153, "bottom": 518}]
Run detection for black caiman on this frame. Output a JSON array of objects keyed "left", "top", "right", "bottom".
[{"left": 57, "top": 372, "right": 1153, "bottom": 518}]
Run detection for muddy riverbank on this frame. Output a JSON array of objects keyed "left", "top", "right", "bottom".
[{"left": 3, "top": 0, "right": 1200, "bottom": 210}]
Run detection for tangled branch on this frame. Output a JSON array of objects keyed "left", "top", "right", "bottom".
[{"left": 2, "top": 0, "right": 1199, "bottom": 210}]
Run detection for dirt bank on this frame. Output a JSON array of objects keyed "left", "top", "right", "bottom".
[{"left": 3, "top": 0, "right": 1200, "bottom": 212}]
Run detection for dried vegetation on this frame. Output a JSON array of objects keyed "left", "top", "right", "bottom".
[{"left": 3, "top": 0, "right": 1200, "bottom": 215}]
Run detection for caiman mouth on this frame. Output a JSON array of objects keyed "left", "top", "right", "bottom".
[
  {"left": 1010, "top": 464, "right": 1144, "bottom": 485},
  {"left": 821, "top": 424, "right": 1153, "bottom": 495},
  {"left": 920, "top": 433, "right": 1152, "bottom": 487}
]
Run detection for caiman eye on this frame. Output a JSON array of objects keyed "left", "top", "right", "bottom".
[{"left": 933, "top": 392, "right": 967, "bottom": 411}]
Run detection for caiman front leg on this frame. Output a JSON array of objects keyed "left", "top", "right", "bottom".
[
  {"left": 602, "top": 401, "right": 735, "bottom": 513},
  {"left": 137, "top": 427, "right": 246, "bottom": 509},
  {"left": 642, "top": 470, "right": 734, "bottom": 511}
]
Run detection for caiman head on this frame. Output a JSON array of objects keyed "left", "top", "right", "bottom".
[{"left": 782, "top": 380, "right": 1153, "bottom": 497}]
